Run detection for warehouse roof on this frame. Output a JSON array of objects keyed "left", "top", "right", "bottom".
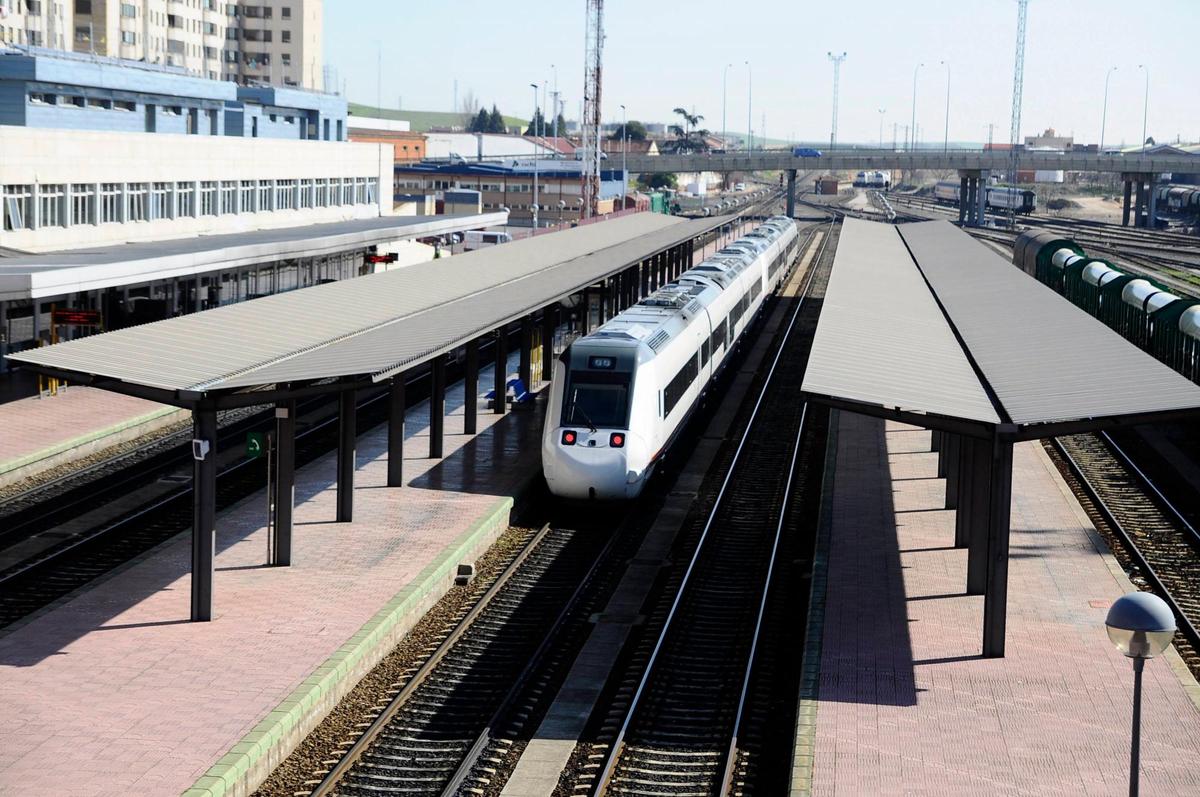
[
  {"left": 8, "top": 212, "right": 730, "bottom": 405},
  {"left": 0, "top": 212, "right": 508, "bottom": 301},
  {"left": 802, "top": 218, "right": 1200, "bottom": 439}
]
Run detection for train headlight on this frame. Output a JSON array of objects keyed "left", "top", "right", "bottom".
[
  {"left": 562, "top": 430, "right": 578, "bottom": 446},
  {"left": 609, "top": 433, "right": 625, "bottom": 448}
]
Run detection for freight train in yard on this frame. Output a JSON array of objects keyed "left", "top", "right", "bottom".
[
  {"left": 932, "top": 181, "right": 1037, "bottom": 214},
  {"left": 1015, "top": 230, "right": 1200, "bottom": 382},
  {"left": 542, "top": 216, "right": 800, "bottom": 499},
  {"left": 1154, "top": 184, "right": 1200, "bottom": 215},
  {"left": 853, "top": 171, "right": 891, "bottom": 189}
]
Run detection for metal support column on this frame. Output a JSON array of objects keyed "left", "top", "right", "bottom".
[
  {"left": 519, "top": 315, "right": 533, "bottom": 388},
  {"left": 786, "top": 169, "right": 797, "bottom": 217},
  {"left": 494, "top": 325, "right": 507, "bottom": 415},
  {"left": 191, "top": 405, "right": 217, "bottom": 621},
  {"left": 966, "top": 437, "right": 991, "bottom": 594},
  {"left": 982, "top": 438, "right": 1015, "bottom": 657},
  {"left": 958, "top": 176, "right": 969, "bottom": 224},
  {"left": 541, "top": 304, "right": 555, "bottom": 384},
  {"left": 641, "top": 260, "right": 650, "bottom": 298},
  {"left": 964, "top": 179, "right": 976, "bottom": 225},
  {"left": 464, "top": 338, "right": 479, "bottom": 434},
  {"left": 1148, "top": 176, "right": 1158, "bottom": 229},
  {"left": 954, "top": 438, "right": 975, "bottom": 549},
  {"left": 273, "top": 397, "right": 296, "bottom": 565},
  {"left": 387, "top": 375, "right": 405, "bottom": 487},
  {"left": 430, "top": 354, "right": 446, "bottom": 459},
  {"left": 336, "top": 389, "right": 356, "bottom": 522},
  {"left": 944, "top": 433, "right": 959, "bottom": 510},
  {"left": 975, "top": 174, "right": 988, "bottom": 225},
  {"left": 1122, "top": 179, "right": 1133, "bottom": 226},
  {"left": 580, "top": 288, "right": 591, "bottom": 334},
  {"left": 1134, "top": 180, "right": 1146, "bottom": 228},
  {"left": 0, "top": 300, "right": 7, "bottom": 374},
  {"left": 930, "top": 429, "right": 942, "bottom": 453}
]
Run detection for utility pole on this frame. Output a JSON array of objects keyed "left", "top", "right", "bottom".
[
  {"left": 878, "top": 108, "right": 886, "bottom": 149},
  {"left": 1008, "top": 0, "right": 1029, "bottom": 227},
  {"left": 722, "top": 63, "right": 732, "bottom": 150},
  {"left": 827, "top": 51, "right": 847, "bottom": 150},
  {"left": 910, "top": 62, "right": 924, "bottom": 152}
]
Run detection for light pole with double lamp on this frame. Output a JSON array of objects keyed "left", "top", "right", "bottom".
[
  {"left": 620, "top": 103, "right": 627, "bottom": 208},
  {"left": 909, "top": 62, "right": 924, "bottom": 152},
  {"left": 1105, "top": 591, "right": 1176, "bottom": 797},
  {"left": 530, "top": 83, "right": 539, "bottom": 229}
]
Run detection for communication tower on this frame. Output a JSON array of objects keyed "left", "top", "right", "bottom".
[{"left": 581, "top": 0, "right": 605, "bottom": 218}]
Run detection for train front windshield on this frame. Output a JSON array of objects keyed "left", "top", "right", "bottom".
[{"left": 562, "top": 371, "right": 630, "bottom": 429}]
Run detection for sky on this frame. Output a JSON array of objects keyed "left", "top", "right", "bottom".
[{"left": 324, "top": 0, "right": 1199, "bottom": 147}]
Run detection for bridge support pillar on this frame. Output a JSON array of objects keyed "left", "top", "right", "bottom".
[
  {"left": 1148, "top": 175, "right": 1158, "bottom": 229},
  {"left": 958, "top": 176, "right": 969, "bottom": 224},
  {"left": 1134, "top": 180, "right": 1146, "bottom": 228},
  {"left": 786, "top": 169, "right": 797, "bottom": 217},
  {"left": 975, "top": 170, "right": 989, "bottom": 225},
  {"left": 1122, "top": 179, "right": 1133, "bottom": 226}
]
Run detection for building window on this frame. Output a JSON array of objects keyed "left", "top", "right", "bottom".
[
  {"left": 239, "top": 180, "right": 256, "bottom": 212},
  {"left": 3, "top": 185, "right": 31, "bottom": 231},
  {"left": 366, "top": 178, "right": 379, "bottom": 205},
  {"left": 39, "top": 184, "right": 65, "bottom": 228},
  {"left": 341, "top": 177, "right": 354, "bottom": 205},
  {"left": 127, "top": 183, "right": 149, "bottom": 222},
  {"left": 257, "top": 180, "right": 272, "bottom": 212},
  {"left": 177, "top": 183, "right": 195, "bottom": 217},
  {"left": 150, "top": 182, "right": 172, "bottom": 220},
  {"left": 99, "top": 183, "right": 122, "bottom": 223},
  {"left": 120, "top": 2, "right": 136, "bottom": 17},
  {"left": 315, "top": 178, "right": 328, "bottom": 207},
  {"left": 281, "top": 53, "right": 291, "bottom": 66},
  {"left": 354, "top": 177, "right": 367, "bottom": 205},
  {"left": 281, "top": 6, "right": 291, "bottom": 18},
  {"left": 121, "top": 30, "right": 136, "bottom": 44},
  {"left": 275, "top": 179, "right": 296, "bottom": 210},
  {"left": 220, "top": 181, "right": 237, "bottom": 214},
  {"left": 71, "top": 184, "right": 96, "bottom": 226},
  {"left": 28, "top": 92, "right": 55, "bottom": 105},
  {"left": 281, "top": 30, "right": 290, "bottom": 43},
  {"left": 199, "top": 181, "right": 218, "bottom": 216},
  {"left": 297, "top": 178, "right": 314, "bottom": 209}
]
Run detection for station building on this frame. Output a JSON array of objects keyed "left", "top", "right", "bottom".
[{"left": 0, "top": 47, "right": 504, "bottom": 382}]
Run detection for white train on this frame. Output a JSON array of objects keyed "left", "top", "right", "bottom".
[{"left": 542, "top": 216, "right": 800, "bottom": 500}]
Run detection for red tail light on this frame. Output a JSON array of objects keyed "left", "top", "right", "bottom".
[
  {"left": 610, "top": 433, "right": 625, "bottom": 448},
  {"left": 561, "top": 430, "right": 577, "bottom": 446}
]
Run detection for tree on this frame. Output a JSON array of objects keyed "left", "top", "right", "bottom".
[
  {"left": 609, "top": 120, "right": 647, "bottom": 141},
  {"left": 457, "top": 89, "right": 481, "bottom": 128},
  {"left": 670, "top": 108, "right": 707, "bottom": 153},
  {"left": 487, "top": 105, "right": 506, "bottom": 134},
  {"left": 469, "top": 108, "right": 489, "bottom": 133},
  {"left": 554, "top": 112, "right": 567, "bottom": 135},
  {"left": 524, "top": 108, "right": 548, "bottom": 136},
  {"left": 638, "top": 173, "right": 678, "bottom": 191}
]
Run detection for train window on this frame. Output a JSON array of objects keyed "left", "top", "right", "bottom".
[
  {"left": 711, "top": 319, "right": 727, "bottom": 353},
  {"left": 700, "top": 340, "right": 710, "bottom": 366},
  {"left": 663, "top": 354, "right": 699, "bottom": 417},
  {"left": 562, "top": 370, "right": 631, "bottom": 429}
]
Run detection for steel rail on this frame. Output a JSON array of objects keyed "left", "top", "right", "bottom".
[
  {"left": 1051, "top": 437, "right": 1200, "bottom": 651},
  {"left": 593, "top": 216, "right": 836, "bottom": 796}
]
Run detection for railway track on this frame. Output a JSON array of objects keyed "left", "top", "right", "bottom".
[
  {"left": 549, "top": 220, "right": 836, "bottom": 797},
  {"left": 1050, "top": 432, "right": 1200, "bottom": 675}
]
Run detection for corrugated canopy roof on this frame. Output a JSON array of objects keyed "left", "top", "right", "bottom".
[
  {"left": 802, "top": 219, "right": 1200, "bottom": 439},
  {"left": 8, "top": 212, "right": 731, "bottom": 404}
]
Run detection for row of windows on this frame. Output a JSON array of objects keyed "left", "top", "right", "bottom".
[
  {"left": 663, "top": 353, "right": 700, "bottom": 419},
  {"left": 2, "top": 178, "right": 379, "bottom": 232}
]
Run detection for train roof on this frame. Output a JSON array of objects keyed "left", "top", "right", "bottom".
[{"left": 573, "top": 221, "right": 794, "bottom": 357}]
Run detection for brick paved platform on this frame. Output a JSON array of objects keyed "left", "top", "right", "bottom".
[
  {"left": 794, "top": 412, "right": 1200, "bottom": 795},
  {"left": 0, "top": 386, "right": 183, "bottom": 486},
  {"left": 0, "top": 359, "right": 544, "bottom": 797}
]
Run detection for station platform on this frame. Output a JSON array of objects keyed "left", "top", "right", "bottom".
[
  {"left": 793, "top": 412, "right": 1200, "bottom": 795},
  {"left": 0, "top": 358, "right": 544, "bottom": 797},
  {"left": 0, "top": 386, "right": 184, "bottom": 488}
]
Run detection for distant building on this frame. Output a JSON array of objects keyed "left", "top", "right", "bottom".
[
  {"left": 422, "top": 132, "right": 559, "bottom": 161},
  {"left": 348, "top": 117, "right": 427, "bottom": 163},
  {"left": 3, "top": 0, "right": 323, "bottom": 89},
  {"left": 1024, "top": 127, "right": 1072, "bottom": 151},
  {"left": 395, "top": 160, "right": 627, "bottom": 226},
  {"left": 0, "top": 48, "right": 345, "bottom": 138},
  {"left": 600, "top": 139, "right": 659, "bottom": 158}
]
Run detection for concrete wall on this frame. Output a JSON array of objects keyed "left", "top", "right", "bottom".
[{"left": 0, "top": 127, "right": 392, "bottom": 252}]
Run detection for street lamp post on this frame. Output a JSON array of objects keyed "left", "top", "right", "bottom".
[
  {"left": 722, "top": 63, "right": 732, "bottom": 150},
  {"left": 878, "top": 108, "right": 885, "bottom": 149},
  {"left": 940, "top": 60, "right": 950, "bottom": 152},
  {"left": 1137, "top": 64, "right": 1149, "bottom": 153},
  {"left": 910, "top": 62, "right": 924, "bottom": 152},
  {"left": 620, "top": 103, "right": 627, "bottom": 208},
  {"left": 551, "top": 63, "right": 559, "bottom": 154},
  {"left": 530, "top": 83, "right": 539, "bottom": 230},
  {"left": 1105, "top": 592, "right": 1176, "bottom": 797},
  {"left": 745, "top": 60, "right": 752, "bottom": 152},
  {"left": 1100, "top": 66, "right": 1117, "bottom": 155}
]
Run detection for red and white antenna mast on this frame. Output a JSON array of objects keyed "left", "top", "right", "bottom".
[{"left": 581, "top": 0, "right": 604, "bottom": 218}]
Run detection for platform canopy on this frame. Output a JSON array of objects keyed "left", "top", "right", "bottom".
[
  {"left": 7, "top": 212, "right": 734, "bottom": 407},
  {"left": 802, "top": 218, "right": 1200, "bottom": 441},
  {"left": 0, "top": 212, "right": 509, "bottom": 301}
]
